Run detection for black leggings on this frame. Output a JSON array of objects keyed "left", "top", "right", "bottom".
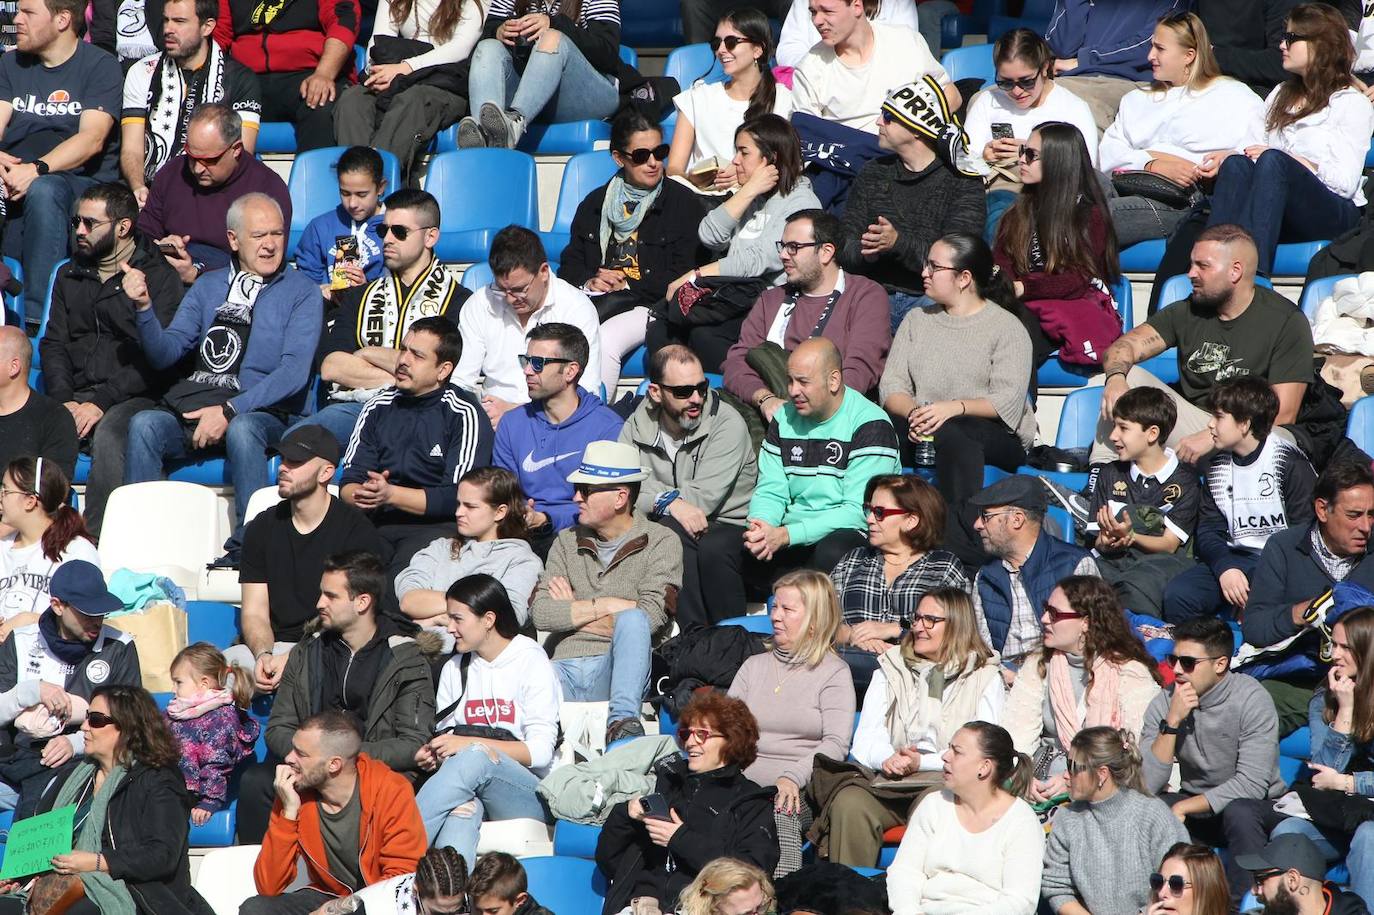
[{"left": 931, "top": 416, "right": 1027, "bottom": 508}]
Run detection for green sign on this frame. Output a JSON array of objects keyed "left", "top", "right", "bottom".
[{"left": 0, "top": 805, "right": 76, "bottom": 881}]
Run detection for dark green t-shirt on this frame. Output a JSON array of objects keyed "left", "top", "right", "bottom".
[
  {"left": 1144, "top": 287, "right": 1314, "bottom": 406},
  {"left": 318, "top": 780, "right": 364, "bottom": 893}
]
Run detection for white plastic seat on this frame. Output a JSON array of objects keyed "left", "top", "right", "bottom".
[
  {"left": 477, "top": 817, "right": 555, "bottom": 857},
  {"left": 98, "top": 481, "right": 223, "bottom": 600}
]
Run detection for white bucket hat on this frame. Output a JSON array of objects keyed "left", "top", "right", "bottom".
[{"left": 565, "top": 441, "right": 650, "bottom": 485}]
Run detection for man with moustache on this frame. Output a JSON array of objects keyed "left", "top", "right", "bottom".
[
  {"left": 1241, "top": 835, "right": 1370, "bottom": 915},
  {"left": 38, "top": 182, "right": 183, "bottom": 537},
  {"left": 620, "top": 344, "right": 757, "bottom": 628}
]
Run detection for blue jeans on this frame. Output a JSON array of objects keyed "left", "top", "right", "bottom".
[
  {"left": 1271, "top": 816, "right": 1374, "bottom": 910},
  {"left": 1207, "top": 148, "right": 1361, "bottom": 276},
  {"left": 467, "top": 35, "right": 620, "bottom": 124},
  {"left": 1161, "top": 552, "right": 1258, "bottom": 624},
  {"left": 285, "top": 402, "right": 362, "bottom": 450},
  {"left": 414, "top": 744, "right": 550, "bottom": 868},
  {"left": 2, "top": 172, "right": 99, "bottom": 326},
  {"left": 889, "top": 292, "right": 933, "bottom": 336},
  {"left": 984, "top": 190, "right": 1017, "bottom": 246},
  {"left": 554, "top": 608, "right": 651, "bottom": 722},
  {"left": 124, "top": 407, "right": 292, "bottom": 546}
]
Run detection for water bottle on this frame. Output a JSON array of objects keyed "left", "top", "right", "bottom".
[{"left": 912, "top": 401, "right": 936, "bottom": 467}]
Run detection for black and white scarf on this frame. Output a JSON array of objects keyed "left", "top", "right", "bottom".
[{"left": 143, "top": 43, "right": 230, "bottom": 183}]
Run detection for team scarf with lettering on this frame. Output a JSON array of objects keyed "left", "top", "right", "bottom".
[
  {"left": 143, "top": 42, "right": 229, "bottom": 183},
  {"left": 879, "top": 75, "right": 981, "bottom": 178}
]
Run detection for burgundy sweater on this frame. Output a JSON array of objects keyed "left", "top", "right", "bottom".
[
  {"left": 993, "top": 204, "right": 1112, "bottom": 301},
  {"left": 137, "top": 154, "right": 293, "bottom": 257}
]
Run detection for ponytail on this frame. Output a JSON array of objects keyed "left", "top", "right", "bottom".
[
  {"left": 226, "top": 662, "right": 254, "bottom": 709},
  {"left": 1004, "top": 751, "right": 1034, "bottom": 798},
  {"left": 42, "top": 506, "right": 93, "bottom": 565},
  {"left": 961, "top": 720, "right": 1032, "bottom": 797},
  {"left": 5, "top": 457, "right": 91, "bottom": 563}
]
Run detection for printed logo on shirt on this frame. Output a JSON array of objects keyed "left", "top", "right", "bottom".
[
  {"left": 429, "top": 444, "right": 443, "bottom": 458},
  {"left": 13, "top": 90, "right": 83, "bottom": 117},
  {"left": 824, "top": 442, "right": 843, "bottom": 465},
  {"left": 1185, "top": 342, "right": 1249, "bottom": 381},
  {"left": 1259, "top": 472, "right": 1277, "bottom": 498},
  {"left": 521, "top": 450, "right": 580, "bottom": 474},
  {"left": 464, "top": 697, "right": 515, "bottom": 726},
  {"left": 1162, "top": 483, "right": 1182, "bottom": 506},
  {"left": 86, "top": 659, "right": 110, "bottom": 684},
  {"left": 790, "top": 445, "right": 804, "bottom": 463}
]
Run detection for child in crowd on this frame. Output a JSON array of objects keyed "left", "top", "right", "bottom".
[
  {"left": 349, "top": 847, "right": 471, "bottom": 915},
  {"left": 469, "top": 852, "right": 552, "bottom": 915},
  {"left": 164, "top": 642, "right": 260, "bottom": 825},
  {"left": 1089, "top": 387, "right": 1200, "bottom": 617},
  {"left": 1162, "top": 377, "right": 1315, "bottom": 623},
  {"left": 294, "top": 145, "right": 388, "bottom": 299}
]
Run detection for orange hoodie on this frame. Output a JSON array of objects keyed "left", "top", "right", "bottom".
[{"left": 254, "top": 753, "right": 427, "bottom": 897}]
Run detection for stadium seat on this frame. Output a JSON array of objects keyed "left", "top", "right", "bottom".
[
  {"left": 254, "top": 122, "right": 296, "bottom": 154},
  {"left": 940, "top": 44, "right": 995, "bottom": 90},
  {"left": 1348, "top": 395, "right": 1374, "bottom": 454},
  {"left": 541, "top": 150, "right": 619, "bottom": 259},
  {"left": 477, "top": 818, "right": 554, "bottom": 857},
  {"left": 622, "top": 345, "right": 647, "bottom": 379},
  {"left": 2, "top": 256, "right": 21, "bottom": 328},
  {"left": 1035, "top": 277, "right": 1133, "bottom": 388},
  {"left": 619, "top": 0, "right": 681, "bottom": 46},
  {"left": 285, "top": 146, "right": 403, "bottom": 257},
  {"left": 423, "top": 150, "right": 539, "bottom": 262},
  {"left": 99, "top": 481, "right": 224, "bottom": 597},
  {"left": 31, "top": 258, "right": 67, "bottom": 372},
  {"left": 1057, "top": 385, "right": 1103, "bottom": 451},
  {"left": 716, "top": 613, "right": 772, "bottom": 634},
  {"left": 192, "top": 844, "right": 285, "bottom": 915},
  {"left": 553, "top": 820, "right": 604, "bottom": 858},
  {"left": 520, "top": 856, "right": 608, "bottom": 912},
  {"left": 1119, "top": 239, "right": 1166, "bottom": 273},
  {"left": 1299, "top": 273, "right": 1350, "bottom": 322},
  {"left": 1279, "top": 726, "right": 1311, "bottom": 759},
  {"left": 187, "top": 600, "right": 240, "bottom": 649},
  {"left": 1272, "top": 240, "right": 1328, "bottom": 278},
  {"left": 665, "top": 42, "right": 724, "bottom": 90},
  {"left": 988, "top": 12, "right": 1049, "bottom": 40}
]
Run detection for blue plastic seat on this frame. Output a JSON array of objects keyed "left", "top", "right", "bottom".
[
  {"left": 1348, "top": 395, "right": 1374, "bottom": 454},
  {"left": 619, "top": 0, "right": 681, "bottom": 46},
  {"left": 462, "top": 262, "right": 493, "bottom": 292},
  {"left": 988, "top": 14, "right": 1049, "bottom": 40},
  {"left": 1057, "top": 386, "right": 1103, "bottom": 450},
  {"left": 1272, "top": 240, "right": 1328, "bottom": 277},
  {"left": 1035, "top": 277, "right": 1133, "bottom": 388},
  {"left": 940, "top": 44, "right": 996, "bottom": 90},
  {"left": 519, "top": 856, "right": 608, "bottom": 912},
  {"left": 31, "top": 258, "right": 67, "bottom": 372},
  {"left": 285, "top": 146, "right": 403, "bottom": 258},
  {"left": 2, "top": 256, "right": 21, "bottom": 327},
  {"left": 541, "top": 150, "right": 619, "bottom": 260},
  {"left": 423, "top": 150, "right": 539, "bottom": 262},
  {"left": 552, "top": 820, "right": 604, "bottom": 858},
  {"left": 664, "top": 42, "right": 724, "bottom": 90},
  {"left": 1119, "top": 239, "right": 1166, "bottom": 273},
  {"left": 254, "top": 121, "right": 297, "bottom": 154},
  {"left": 622, "top": 345, "right": 648, "bottom": 379},
  {"left": 716, "top": 614, "right": 772, "bottom": 634},
  {"left": 187, "top": 600, "right": 240, "bottom": 650},
  {"left": 1299, "top": 273, "right": 1349, "bottom": 322}
]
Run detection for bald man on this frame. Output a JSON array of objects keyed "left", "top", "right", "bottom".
[
  {"left": 1092, "top": 223, "right": 1313, "bottom": 467},
  {"left": 744, "top": 337, "right": 901, "bottom": 585},
  {"left": 0, "top": 326, "right": 77, "bottom": 479}
]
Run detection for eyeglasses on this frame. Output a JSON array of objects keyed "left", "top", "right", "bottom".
[
  {"left": 1278, "top": 31, "right": 1308, "bottom": 46},
  {"left": 186, "top": 143, "right": 238, "bottom": 165},
  {"left": 660, "top": 381, "right": 708, "bottom": 399},
  {"left": 69, "top": 215, "right": 112, "bottom": 232},
  {"left": 518, "top": 354, "right": 573, "bottom": 373},
  {"left": 574, "top": 483, "right": 624, "bottom": 498},
  {"left": 619, "top": 143, "right": 670, "bottom": 165},
  {"left": 86, "top": 711, "right": 118, "bottom": 729},
  {"left": 677, "top": 726, "right": 724, "bottom": 744},
  {"left": 863, "top": 504, "right": 911, "bottom": 522},
  {"left": 776, "top": 241, "right": 819, "bottom": 256},
  {"left": 995, "top": 74, "right": 1040, "bottom": 92},
  {"left": 1041, "top": 602, "right": 1083, "bottom": 623},
  {"left": 923, "top": 261, "right": 958, "bottom": 274},
  {"left": 978, "top": 509, "right": 1018, "bottom": 523},
  {"left": 913, "top": 613, "right": 947, "bottom": 629},
  {"left": 1167, "top": 654, "right": 1222, "bottom": 673},
  {"left": 492, "top": 277, "right": 538, "bottom": 301},
  {"left": 1252, "top": 869, "right": 1284, "bottom": 887},
  {"left": 0, "top": 487, "right": 33, "bottom": 500},
  {"left": 1150, "top": 874, "right": 1192, "bottom": 897},
  {"left": 378, "top": 223, "right": 436, "bottom": 241},
  {"left": 709, "top": 35, "right": 753, "bottom": 51},
  {"left": 1018, "top": 146, "right": 1041, "bottom": 164}
]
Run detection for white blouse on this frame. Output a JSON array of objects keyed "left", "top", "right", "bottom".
[
  {"left": 1098, "top": 79, "right": 1266, "bottom": 172},
  {"left": 1262, "top": 84, "right": 1374, "bottom": 204}
]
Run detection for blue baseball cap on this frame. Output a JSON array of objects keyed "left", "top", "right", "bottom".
[{"left": 49, "top": 561, "right": 121, "bottom": 617}]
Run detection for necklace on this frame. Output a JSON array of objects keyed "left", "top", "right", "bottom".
[{"left": 773, "top": 654, "right": 804, "bottom": 694}]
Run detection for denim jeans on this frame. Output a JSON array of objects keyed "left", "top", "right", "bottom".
[
  {"left": 1271, "top": 816, "right": 1374, "bottom": 910},
  {"left": 1207, "top": 148, "right": 1361, "bottom": 276},
  {"left": 83, "top": 396, "right": 157, "bottom": 538},
  {"left": 1, "top": 172, "right": 99, "bottom": 326},
  {"left": 1110, "top": 195, "right": 1189, "bottom": 248},
  {"left": 467, "top": 35, "right": 619, "bottom": 125},
  {"left": 888, "top": 292, "right": 933, "bottom": 335},
  {"left": 983, "top": 189, "right": 1017, "bottom": 246},
  {"left": 415, "top": 744, "right": 550, "bottom": 868},
  {"left": 124, "top": 407, "right": 292, "bottom": 546},
  {"left": 286, "top": 401, "right": 363, "bottom": 450},
  {"left": 553, "top": 608, "right": 652, "bottom": 722}
]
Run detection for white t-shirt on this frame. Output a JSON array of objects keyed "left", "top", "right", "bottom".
[
  {"left": 777, "top": 0, "right": 921, "bottom": 68},
  {"left": 963, "top": 80, "right": 1100, "bottom": 172},
  {"left": 0, "top": 535, "right": 100, "bottom": 622},
  {"left": 1098, "top": 79, "right": 1265, "bottom": 173},
  {"left": 792, "top": 22, "right": 949, "bottom": 134},
  {"left": 673, "top": 80, "right": 795, "bottom": 168}
]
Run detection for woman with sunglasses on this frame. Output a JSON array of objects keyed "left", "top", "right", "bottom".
[
  {"left": 878, "top": 233, "right": 1037, "bottom": 511},
  {"left": 963, "top": 29, "right": 1097, "bottom": 241},
  {"left": 413, "top": 573, "right": 560, "bottom": 868},
  {"left": 557, "top": 107, "right": 707, "bottom": 395},
  {"left": 1197, "top": 3, "right": 1374, "bottom": 277},
  {"left": 887, "top": 720, "right": 1043, "bottom": 915},
  {"left": 1145, "top": 844, "right": 1230, "bottom": 915},
  {"left": 0, "top": 685, "right": 213, "bottom": 915},
  {"left": 1099, "top": 13, "right": 1264, "bottom": 247},
  {"left": 729, "top": 569, "right": 855, "bottom": 876},
  {"left": 828, "top": 474, "right": 968, "bottom": 693},
  {"left": 668, "top": 9, "right": 792, "bottom": 196},
  {"left": 1042, "top": 727, "right": 1188, "bottom": 915},
  {"left": 596, "top": 692, "right": 777, "bottom": 915},
  {"left": 818, "top": 587, "right": 1003, "bottom": 867},
  {"left": 1003, "top": 575, "right": 1164, "bottom": 802}
]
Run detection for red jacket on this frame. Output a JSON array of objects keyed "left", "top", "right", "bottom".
[
  {"left": 253, "top": 753, "right": 427, "bottom": 898},
  {"left": 214, "top": 0, "right": 359, "bottom": 76}
]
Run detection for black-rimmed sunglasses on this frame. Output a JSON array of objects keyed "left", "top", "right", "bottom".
[
  {"left": 86, "top": 711, "right": 118, "bottom": 729},
  {"left": 378, "top": 223, "right": 436, "bottom": 241},
  {"left": 619, "top": 144, "right": 670, "bottom": 165},
  {"left": 518, "top": 354, "right": 572, "bottom": 373},
  {"left": 1278, "top": 31, "right": 1308, "bottom": 46},
  {"left": 1018, "top": 146, "right": 1041, "bottom": 164},
  {"left": 1166, "top": 653, "right": 1222, "bottom": 673},
  {"left": 995, "top": 74, "right": 1040, "bottom": 91},
  {"left": 70, "top": 215, "right": 112, "bottom": 232},
  {"left": 659, "top": 381, "right": 708, "bottom": 399},
  {"left": 709, "top": 35, "right": 753, "bottom": 52},
  {"left": 1149, "top": 873, "right": 1191, "bottom": 896}
]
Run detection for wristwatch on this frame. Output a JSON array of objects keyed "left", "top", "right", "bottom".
[
  {"left": 1159, "top": 718, "right": 1187, "bottom": 735},
  {"left": 32, "top": 159, "right": 48, "bottom": 176},
  {"left": 221, "top": 401, "right": 238, "bottom": 422}
]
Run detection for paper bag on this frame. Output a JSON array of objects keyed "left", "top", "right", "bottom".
[{"left": 106, "top": 601, "right": 188, "bottom": 692}]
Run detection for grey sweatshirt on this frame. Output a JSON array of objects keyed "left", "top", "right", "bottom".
[
  {"left": 394, "top": 538, "right": 543, "bottom": 625},
  {"left": 698, "top": 177, "right": 822, "bottom": 282},
  {"left": 1139, "top": 672, "right": 1286, "bottom": 811},
  {"left": 1041, "top": 788, "right": 1189, "bottom": 915}
]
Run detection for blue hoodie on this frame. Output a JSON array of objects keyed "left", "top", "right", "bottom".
[
  {"left": 493, "top": 389, "right": 625, "bottom": 531},
  {"left": 1047, "top": 0, "right": 1190, "bottom": 80},
  {"left": 295, "top": 205, "right": 386, "bottom": 285}
]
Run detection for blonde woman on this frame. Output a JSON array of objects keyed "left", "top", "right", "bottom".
[
  {"left": 677, "top": 859, "right": 775, "bottom": 915},
  {"left": 819, "top": 588, "right": 1003, "bottom": 867},
  {"left": 728, "top": 569, "right": 856, "bottom": 876},
  {"left": 1099, "top": 13, "right": 1265, "bottom": 246}
]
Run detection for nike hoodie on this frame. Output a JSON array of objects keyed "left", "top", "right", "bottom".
[{"left": 492, "top": 389, "right": 625, "bottom": 532}]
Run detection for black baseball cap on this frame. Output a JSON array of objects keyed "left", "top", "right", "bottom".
[
  {"left": 50, "top": 561, "right": 121, "bottom": 617},
  {"left": 1235, "top": 834, "right": 1328, "bottom": 882},
  {"left": 968, "top": 475, "right": 1048, "bottom": 514},
  {"left": 267, "top": 425, "right": 340, "bottom": 465}
]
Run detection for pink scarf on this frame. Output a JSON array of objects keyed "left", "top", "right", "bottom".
[
  {"left": 1047, "top": 653, "right": 1122, "bottom": 753},
  {"left": 166, "top": 688, "right": 234, "bottom": 721}
]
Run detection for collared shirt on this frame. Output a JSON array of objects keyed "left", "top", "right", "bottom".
[
  {"left": 973, "top": 551, "right": 1099, "bottom": 665},
  {"left": 831, "top": 545, "right": 969, "bottom": 627},
  {"left": 1088, "top": 448, "right": 1200, "bottom": 544},
  {"left": 1311, "top": 525, "right": 1360, "bottom": 583}
]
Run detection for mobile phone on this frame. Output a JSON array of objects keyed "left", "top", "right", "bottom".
[
  {"left": 158, "top": 241, "right": 180, "bottom": 256},
  {"left": 991, "top": 122, "right": 1014, "bottom": 141},
  {"left": 330, "top": 235, "right": 361, "bottom": 291},
  {"left": 640, "top": 793, "right": 673, "bottom": 822}
]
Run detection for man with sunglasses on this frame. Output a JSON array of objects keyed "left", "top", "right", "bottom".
[
  {"left": 307, "top": 188, "right": 469, "bottom": 449},
  {"left": 621, "top": 344, "right": 757, "bottom": 629},
  {"left": 1140, "top": 616, "right": 1285, "bottom": 899},
  {"left": 1240, "top": 834, "right": 1370, "bottom": 915},
  {"left": 38, "top": 182, "right": 183, "bottom": 538},
  {"left": 137, "top": 103, "right": 291, "bottom": 285}
]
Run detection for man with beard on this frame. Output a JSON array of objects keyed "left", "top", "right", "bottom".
[
  {"left": 1241, "top": 834, "right": 1370, "bottom": 915},
  {"left": 1092, "top": 223, "right": 1313, "bottom": 466},
  {"left": 620, "top": 345, "right": 757, "bottom": 628},
  {"left": 225, "top": 425, "right": 384, "bottom": 693},
  {"left": 119, "top": 0, "right": 262, "bottom": 206},
  {"left": 237, "top": 551, "right": 435, "bottom": 845},
  {"left": 304, "top": 189, "right": 469, "bottom": 449},
  {"left": 724, "top": 209, "right": 892, "bottom": 424},
  {"left": 37, "top": 182, "right": 183, "bottom": 537},
  {"left": 244, "top": 710, "right": 427, "bottom": 915}
]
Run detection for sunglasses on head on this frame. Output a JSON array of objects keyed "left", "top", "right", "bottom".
[
  {"left": 518, "top": 354, "right": 572, "bottom": 373},
  {"left": 378, "top": 223, "right": 435, "bottom": 241},
  {"left": 659, "top": 380, "right": 708, "bottom": 399},
  {"left": 1167, "top": 653, "right": 1220, "bottom": 673},
  {"left": 1150, "top": 874, "right": 1192, "bottom": 897},
  {"left": 1018, "top": 146, "right": 1041, "bottom": 164},
  {"left": 1041, "top": 601, "right": 1082, "bottom": 623},
  {"left": 995, "top": 74, "right": 1040, "bottom": 91},
  {"left": 86, "top": 711, "right": 117, "bottom": 729},
  {"left": 709, "top": 35, "right": 753, "bottom": 51},
  {"left": 619, "top": 144, "right": 670, "bottom": 165}
]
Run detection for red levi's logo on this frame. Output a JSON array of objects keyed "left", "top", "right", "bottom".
[{"left": 464, "top": 698, "right": 516, "bottom": 725}]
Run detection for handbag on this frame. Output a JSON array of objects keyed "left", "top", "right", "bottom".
[
  {"left": 664, "top": 275, "right": 769, "bottom": 328},
  {"left": 1111, "top": 170, "right": 1199, "bottom": 210},
  {"left": 26, "top": 873, "right": 85, "bottom": 915}
]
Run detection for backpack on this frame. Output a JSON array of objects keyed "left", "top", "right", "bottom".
[{"left": 650, "top": 624, "right": 769, "bottom": 717}]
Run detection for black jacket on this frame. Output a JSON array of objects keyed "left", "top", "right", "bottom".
[
  {"left": 1328, "top": 884, "right": 1371, "bottom": 915},
  {"left": 557, "top": 178, "right": 706, "bottom": 307},
  {"left": 35, "top": 762, "right": 215, "bottom": 915},
  {"left": 595, "top": 756, "right": 778, "bottom": 915},
  {"left": 38, "top": 236, "right": 185, "bottom": 410}
]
